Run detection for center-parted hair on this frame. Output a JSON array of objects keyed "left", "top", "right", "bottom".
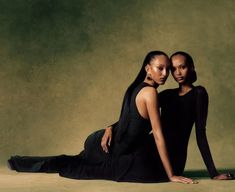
[
  {"left": 170, "top": 51, "right": 197, "bottom": 84},
  {"left": 116, "top": 51, "right": 169, "bottom": 142}
]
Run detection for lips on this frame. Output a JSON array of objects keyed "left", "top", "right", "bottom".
[
  {"left": 176, "top": 77, "right": 184, "bottom": 81},
  {"left": 160, "top": 78, "right": 166, "bottom": 82}
]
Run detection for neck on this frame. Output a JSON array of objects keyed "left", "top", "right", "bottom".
[
  {"left": 178, "top": 83, "right": 193, "bottom": 94},
  {"left": 144, "top": 78, "right": 159, "bottom": 88}
]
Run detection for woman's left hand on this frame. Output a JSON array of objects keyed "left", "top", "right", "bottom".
[{"left": 213, "top": 173, "right": 234, "bottom": 180}]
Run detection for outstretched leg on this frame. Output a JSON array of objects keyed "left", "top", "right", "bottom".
[{"left": 8, "top": 154, "right": 79, "bottom": 173}]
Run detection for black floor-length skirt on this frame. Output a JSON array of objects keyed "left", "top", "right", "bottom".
[{"left": 8, "top": 130, "right": 168, "bottom": 183}]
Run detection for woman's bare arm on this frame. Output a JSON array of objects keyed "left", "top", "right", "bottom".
[{"left": 143, "top": 87, "right": 194, "bottom": 183}]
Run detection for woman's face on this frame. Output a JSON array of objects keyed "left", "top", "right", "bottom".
[
  {"left": 147, "top": 55, "right": 170, "bottom": 85},
  {"left": 171, "top": 54, "right": 190, "bottom": 84}
]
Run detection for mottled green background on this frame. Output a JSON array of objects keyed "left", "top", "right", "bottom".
[{"left": 0, "top": 0, "right": 234, "bottom": 172}]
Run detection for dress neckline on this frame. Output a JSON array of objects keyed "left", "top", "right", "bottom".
[
  {"left": 141, "top": 81, "right": 155, "bottom": 88},
  {"left": 176, "top": 86, "right": 195, "bottom": 97}
]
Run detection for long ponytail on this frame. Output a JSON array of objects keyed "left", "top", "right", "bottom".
[{"left": 116, "top": 51, "right": 169, "bottom": 142}]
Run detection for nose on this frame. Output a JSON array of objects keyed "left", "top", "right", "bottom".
[
  {"left": 175, "top": 68, "right": 181, "bottom": 75},
  {"left": 162, "top": 68, "right": 169, "bottom": 77}
]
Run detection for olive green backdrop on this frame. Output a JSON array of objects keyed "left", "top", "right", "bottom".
[{"left": 0, "top": 0, "right": 234, "bottom": 173}]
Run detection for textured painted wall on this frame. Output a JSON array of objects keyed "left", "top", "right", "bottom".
[{"left": 0, "top": 0, "right": 234, "bottom": 171}]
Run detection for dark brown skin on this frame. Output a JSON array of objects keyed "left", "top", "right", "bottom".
[
  {"left": 102, "top": 54, "right": 234, "bottom": 182},
  {"left": 103, "top": 55, "right": 195, "bottom": 184},
  {"left": 171, "top": 54, "right": 233, "bottom": 180}
]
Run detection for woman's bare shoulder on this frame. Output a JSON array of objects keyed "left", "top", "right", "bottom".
[{"left": 138, "top": 86, "right": 158, "bottom": 102}]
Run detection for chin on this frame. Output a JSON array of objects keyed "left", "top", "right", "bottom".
[
  {"left": 158, "top": 81, "right": 166, "bottom": 85},
  {"left": 175, "top": 79, "right": 185, "bottom": 84}
]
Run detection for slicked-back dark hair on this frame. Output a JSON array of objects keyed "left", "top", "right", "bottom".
[{"left": 170, "top": 51, "right": 197, "bottom": 84}]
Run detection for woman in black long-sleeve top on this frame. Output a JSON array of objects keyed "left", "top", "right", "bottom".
[{"left": 102, "top": 51, "right": 233, "bottom": 181}]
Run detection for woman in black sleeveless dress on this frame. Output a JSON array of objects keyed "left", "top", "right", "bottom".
[
  {"left": 103, "top": 51, "right": 233, "bottom": 181},
  {"left": 8, "top": 51, "right": 194, "bottom": 184}
]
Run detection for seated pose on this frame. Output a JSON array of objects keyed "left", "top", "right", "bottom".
[
  {"left": 102, "top": 51, "right": 234, "bottom": 181},
  {"left": 8, "top": 51, "right": 194, "bottom": 184}
]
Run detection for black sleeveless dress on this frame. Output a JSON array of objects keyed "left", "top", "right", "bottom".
[{"left": 8, "top": 82, "right": 168, "bottom": 183}]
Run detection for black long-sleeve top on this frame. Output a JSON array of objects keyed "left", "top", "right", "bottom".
[
  {"left": 159, "top": 86, "right": 218, "bottom": 178},
  {"left": 110, "top": 86, "right": 218, "bottom": 178}
]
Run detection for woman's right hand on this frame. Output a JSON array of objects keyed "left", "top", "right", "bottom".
[
  {"left": 169, "top": 175, "right": 197, "bottom": 184},
  {"left": 101, "top": 127, "right": 112, "bottom": 153}
]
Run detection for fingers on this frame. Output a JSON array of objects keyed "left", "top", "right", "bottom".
[
  {"left": 225, "top": 172, "right": 234, "bottom": 180},
  {"left": 177, "top": 178, "right": 189, "bottom": 184},
  {"left": 101, "top": 142, "right": 108, "bottom": 153},
  {"left": 178, "top": 179, "right": 197, "bottom": 184},
  {"left": 183, "top": 178, "right": 197, "bottom": 184},
  {"left": 171, "top": 176, "right": 198, "bottom": 184},
  {"left": 179, "top": 177, "right": 194, "bottom": 184},
  {"left": 108, "top": 136, "right": 112, "bottom": 146},
  {"left": 214, "top": 173, "right": 234, "bottom": 180},
  {"left": 103, "top": 144, "right": 108, "bottom": 153},
  {"left": 228, "top": 173, "right": 234, "bottom": 179},
  {"left": 101, "top": 137, "right": 109, "bottom": 153},
  {"left": 180, "top": 178, "right": 192, "bottom": 184},
  {"left": 101, "top": 134, "right": 112, "bottom": 153}
]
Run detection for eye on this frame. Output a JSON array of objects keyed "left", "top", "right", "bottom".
[
  {"left": 180, "top": 65, "right": 186, "bottom": 69},
  {"left": 171, "top": 67, "right": 176, "bottom": 72},
  {"left": 158, "top": 67, "right": 164, "bottom": 71}
]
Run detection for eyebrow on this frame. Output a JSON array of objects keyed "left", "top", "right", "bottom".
[
  {"left": 173, "top": 63, "right": 186, "bottom": 67},
  {"left": 152, "top": 63, "right": 166, "bottom": 67}
]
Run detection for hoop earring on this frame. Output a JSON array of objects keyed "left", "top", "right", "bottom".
[{"left": 147, "top": 73, "right": 152, "bottom": 80}]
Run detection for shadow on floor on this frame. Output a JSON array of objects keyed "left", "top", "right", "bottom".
[{"left": 184, "top": 168, "right": 235, "bottom": 178}]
